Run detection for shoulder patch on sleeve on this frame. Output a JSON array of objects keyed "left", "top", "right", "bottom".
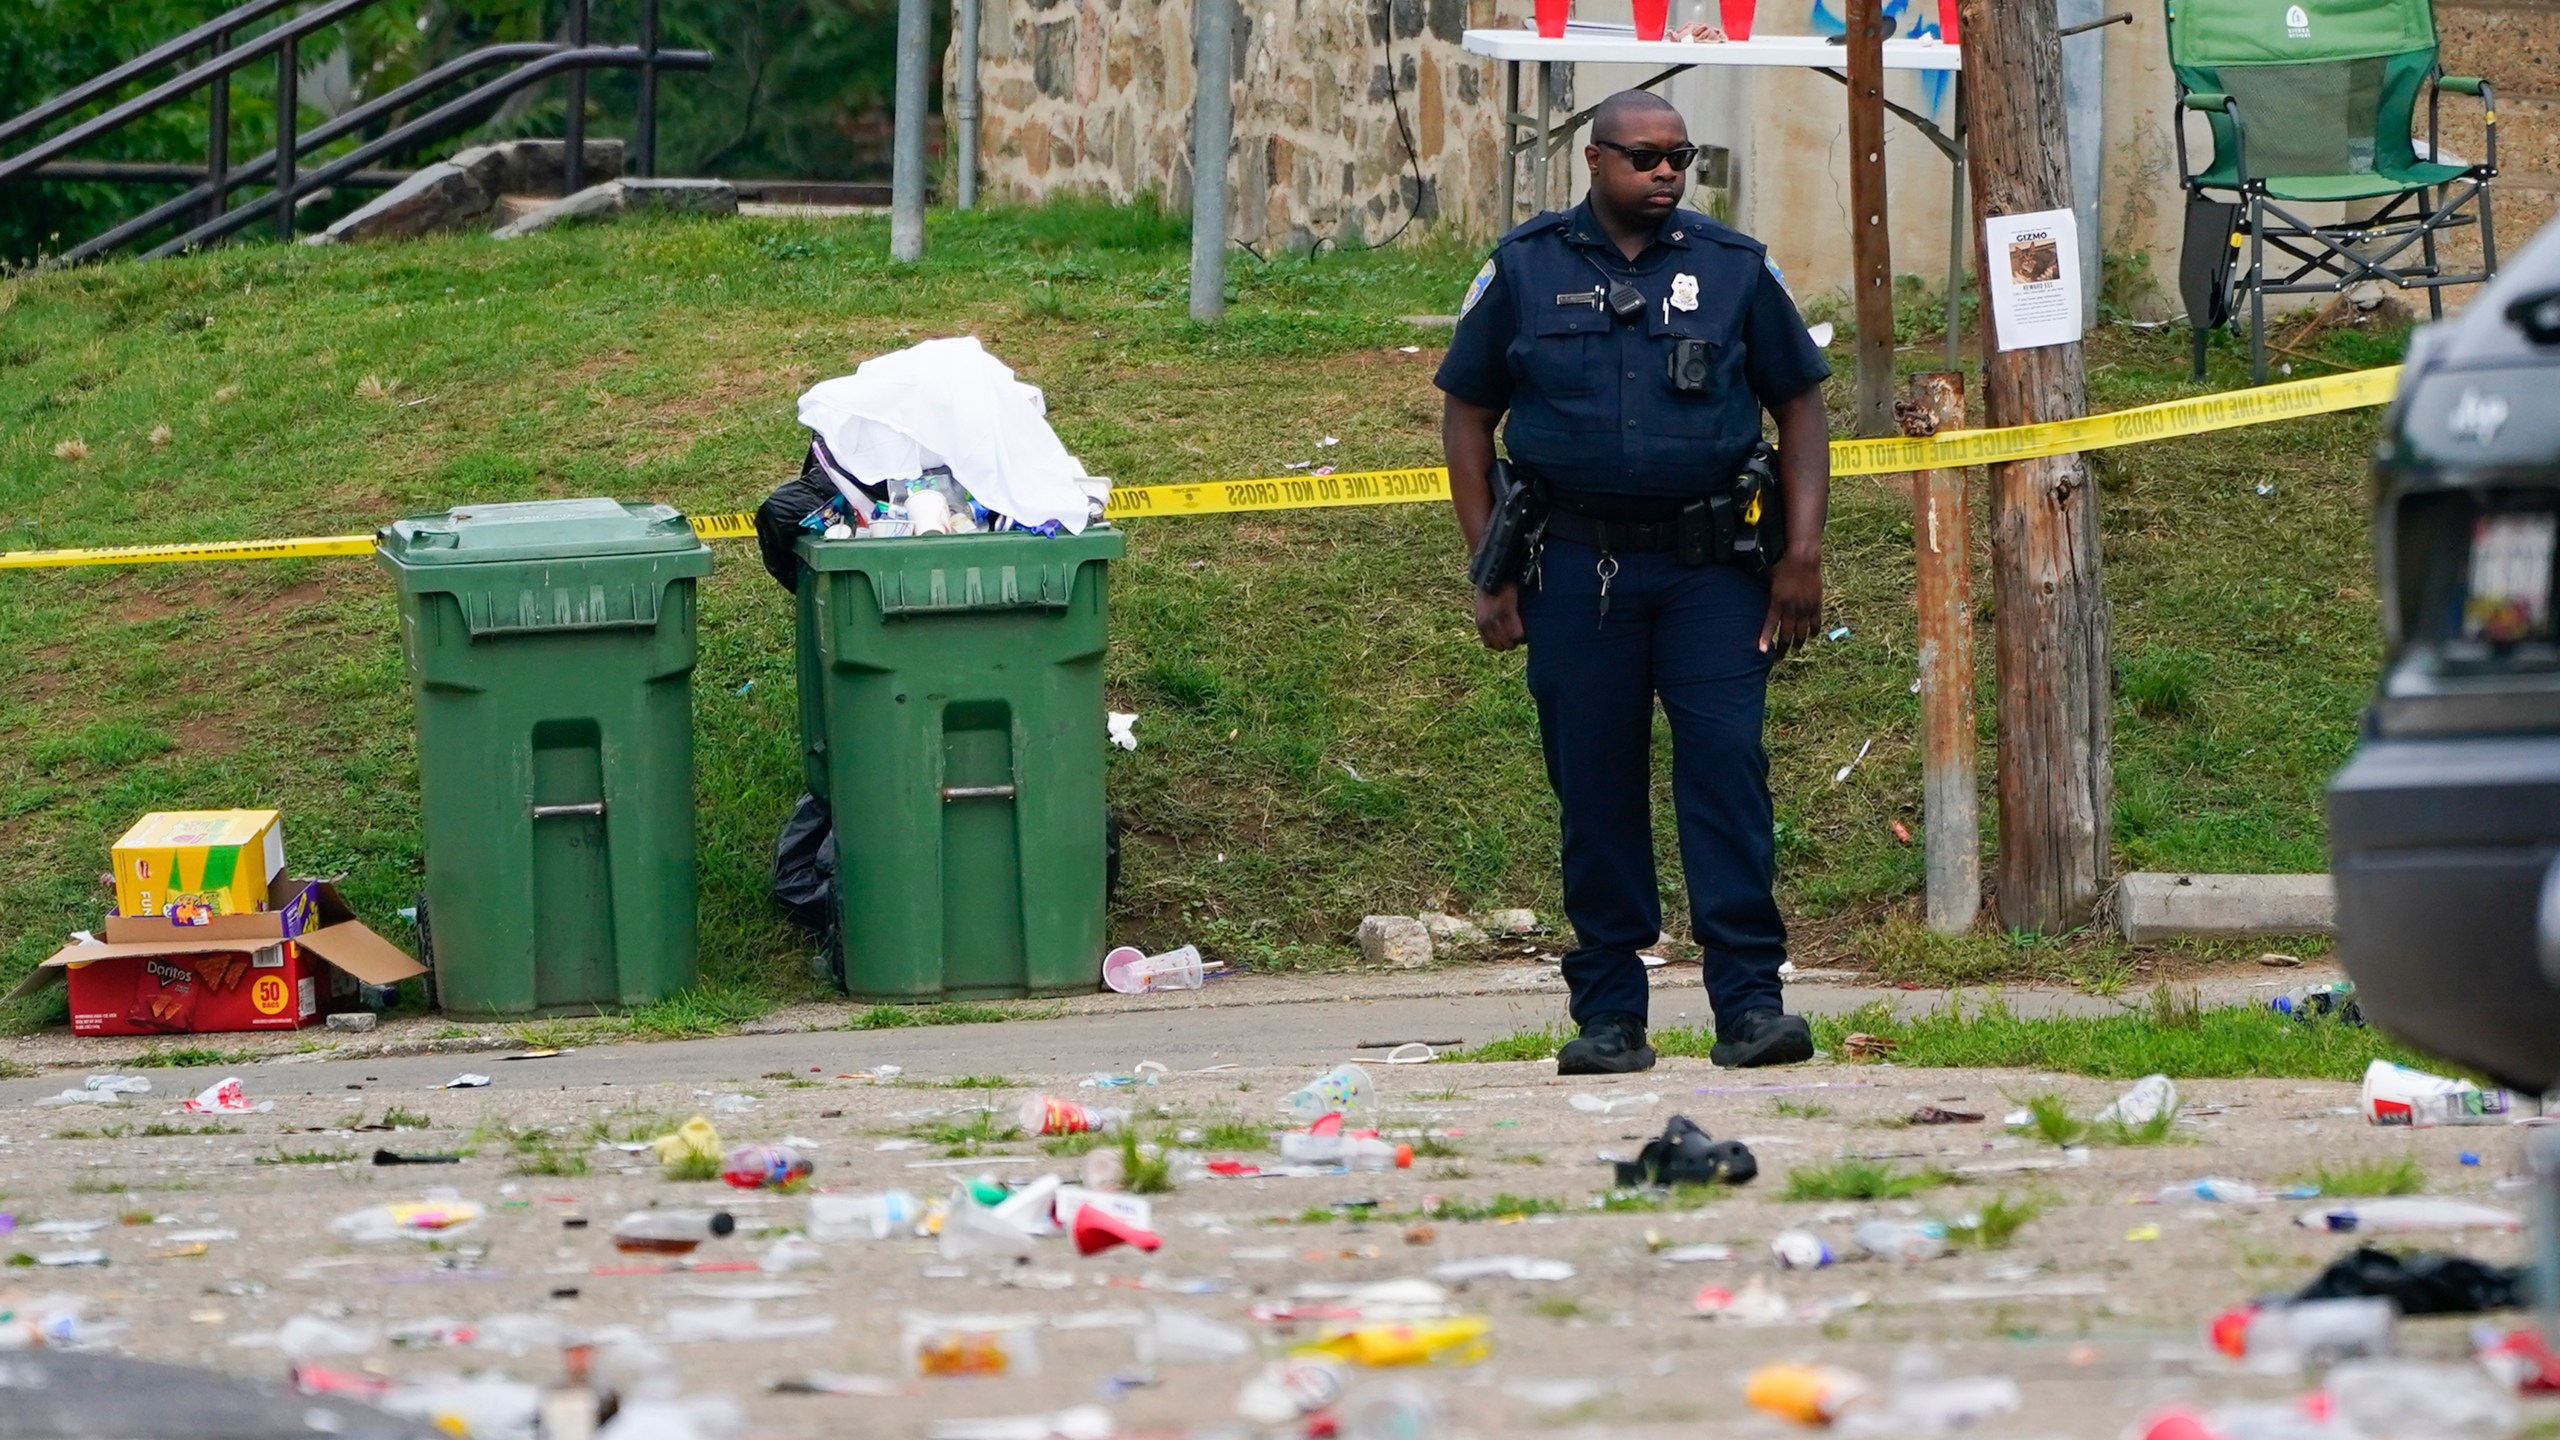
[{"left": 1459, "top": 258, "right": 1498, "bottom": 317}]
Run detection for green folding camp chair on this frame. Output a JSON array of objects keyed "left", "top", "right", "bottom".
[{"left": 2167, "top": 0, "right": 2498, "bottom": 382}]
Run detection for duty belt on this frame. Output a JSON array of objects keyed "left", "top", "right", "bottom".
[{"left": 1539, "top": 508, "right": 1685, "bottom": 554}]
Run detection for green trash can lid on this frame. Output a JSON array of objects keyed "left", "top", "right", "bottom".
[{"left": 378, "top": 498, "right": 706, "bottom": 566}]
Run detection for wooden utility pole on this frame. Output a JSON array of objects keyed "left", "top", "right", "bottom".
[
  {"left": 1846, "top": 0, "right": 1894, "bottom": 437},
  {"left": 1904, "top": 372, "right": 1980, "bottom": 935},
  {"left": 1958, "top": 0, "right": 2111, "bottom": 935}
]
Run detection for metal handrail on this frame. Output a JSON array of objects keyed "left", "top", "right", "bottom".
[
  {"left": 5, "top": 0, "right": 701, "bottom": 264},
  {"left": 56, "top": 41, "right": 706, "bottom": 265},
  {"left": 142, "top": 46, "right": 705, "bottom": 258},
  {"left": 0, "top": 0, "right": 298, "bottom": 149},
  {"left": 0, "top": 0, "right": 378, "bottom": 187}
]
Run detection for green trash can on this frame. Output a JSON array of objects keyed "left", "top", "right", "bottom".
[
  {"left": 798, "top": 527, "right": 1124, "bottom": 1000},
  {"left": 378, "top": 498, "right": 713, "bottom": 1017}
]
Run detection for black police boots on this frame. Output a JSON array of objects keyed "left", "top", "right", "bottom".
[
  {"left": 1709, "top": 1009, "right": 1815, "bottom": 1067},
  {"left": 1556, "top": 1013, "right": 1656, "bottom": 1075}
]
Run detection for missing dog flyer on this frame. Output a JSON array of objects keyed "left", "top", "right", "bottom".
[{"left": 1984, "top": 207, "right": 2082, "bottom": 351}]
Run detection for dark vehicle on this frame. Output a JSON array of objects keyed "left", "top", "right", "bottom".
[{"left": 2329, "top": 217, "right": 2560, "bottom": 1094}]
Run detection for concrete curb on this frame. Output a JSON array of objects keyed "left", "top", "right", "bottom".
[{"left": 2118, "top": 872, "right": 2335, "bottom": 943}]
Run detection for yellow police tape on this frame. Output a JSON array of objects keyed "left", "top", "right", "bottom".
[{"left": 0, "top": 364, "right": 2404, "bottom": 572}]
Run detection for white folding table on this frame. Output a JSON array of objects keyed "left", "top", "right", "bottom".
[{"left": 1462, "top": 26, "right": 1968, "bottom": 364}]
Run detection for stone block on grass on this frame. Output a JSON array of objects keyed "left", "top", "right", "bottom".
[{"left": 1358, "top": 915, "right": 1434, "bottom": 968}]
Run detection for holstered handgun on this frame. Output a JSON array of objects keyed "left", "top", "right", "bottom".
[{"left": 1469, "top": 458, "right": 1547, "bottom": 593}]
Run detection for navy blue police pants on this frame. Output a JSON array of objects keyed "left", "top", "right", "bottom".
[{"left": 1518, "top": 537, "right": 1787, "bottom": 1031}]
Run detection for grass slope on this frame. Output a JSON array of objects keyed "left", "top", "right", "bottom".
[{"left": 0, "top": 201, "right": 2398, "bottom": 1022}]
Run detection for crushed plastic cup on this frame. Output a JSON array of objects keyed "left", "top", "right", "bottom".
[
  {"left": 182, "top": 1077, "right": 269, "bottom": 1114},
  {"left": 1692, "top": 1274, "right": 1792, "bottom": 1323},
  {"left": 1283, "top": 1063, "right": 1376, "bottom": 1123},
  {"left": 939, "top": 1194, "right": 1039, "bottom": 1262},
  {"left": 1235, "top": 1359, "right": 1346, "bottom": 1423},
  {"left": 1082, "top": 1146, "right": 1126, "bottom": 1190},
  {"left": 1102, "top": 944, "right": 1205, "bottom": 994},
  {"left": 992, "top": 1175, "right": 1066, "bottom": 1237},
  {"left": 33, "top": 1088, "right": 130, "bottom": 1108},
  {"left": 759, "top": 1235, "right": 828, "bottom": 1273},
  {"left": 2096, "top": 1074, "right": 2179, "bottom": 1128},
  {"left": 903, "top": 1313, "right": 1043, "bottom": 1378},
  {"left": 2360, "top": 1059, "right": 2517, "bottom": 1127},
  {"left": 1018, "top": 1094, "right": 1127, "bottom": 1136},
  {"left": 1852, "top": 1220, "right": 1947, "bottom": 1264},
  {"left": 1567, "top": 1091, "right": 1659, "bottom": 1115},
  {"left": 1139, "top": 1306, "right": 1252, "bottom": 1363},
  {"left": 808, "top": 1190, "right": 921, "bottom": 1242},
  {"left": 333, "top": 1194, "right": 486, "bottom": 1243},
  {"left": 1875, "top": 1368, "right": 2023, "bottom": 1430}
]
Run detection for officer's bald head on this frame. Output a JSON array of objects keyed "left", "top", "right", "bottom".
[
  {"left": 1583, "top": 91, "right": 1689, "bottom": 232},
  {"left": 1591, "top": 90, "right": 1684, "bottom": 147}
]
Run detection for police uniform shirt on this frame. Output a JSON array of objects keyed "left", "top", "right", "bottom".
[{"left": 1434, "top": 200, "right": 1831, "bottom": 516}]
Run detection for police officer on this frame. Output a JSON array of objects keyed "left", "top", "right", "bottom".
[{"left": 1436, "top": 90, "right": 1831, "bottom": 1074}]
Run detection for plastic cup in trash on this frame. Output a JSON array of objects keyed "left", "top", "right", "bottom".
[
  {"left": 1105, "top": 945, "right": 1206, "bottom": 994},
  {"left": 1101, "top": 947, "right": 1149, "bottom": 994}
]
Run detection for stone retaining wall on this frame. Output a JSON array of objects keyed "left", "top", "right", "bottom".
[{"left": 958, "top": 0, "right": 1527, "bottom": 249}]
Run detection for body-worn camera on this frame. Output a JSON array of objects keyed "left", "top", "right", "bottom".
[{"left": 1666, "top": 338, "right": 1713, "bottom": 393}]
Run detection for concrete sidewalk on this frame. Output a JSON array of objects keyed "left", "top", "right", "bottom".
[{"left": 0, "top": 959, "right": 2337, "bottom": 1106}]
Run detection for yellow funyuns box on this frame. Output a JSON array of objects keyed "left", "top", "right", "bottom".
[{"left": 112, "top": 810, "right": 286, "bottom": 924}]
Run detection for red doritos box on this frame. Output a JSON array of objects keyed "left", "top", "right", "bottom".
[{"left": 8, "top": 878, "right": 423, "bottom": 1035}]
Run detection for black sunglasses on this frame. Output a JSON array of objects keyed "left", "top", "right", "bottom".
[{"left": 1595, "top": 139, "right": 1701, "bottom": 173}]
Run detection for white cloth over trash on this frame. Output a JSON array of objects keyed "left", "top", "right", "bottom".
[{"left": 797, "top": 336, "right": 1094, "bottom": 534}]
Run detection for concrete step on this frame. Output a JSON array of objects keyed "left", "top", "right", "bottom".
[{"left": 2118, "top": 872, "right": 2335, "bottom": 945}]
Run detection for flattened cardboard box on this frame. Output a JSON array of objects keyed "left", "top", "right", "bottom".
[{"left": 9, "top": 879, "right": 423, "bottom": 1036}]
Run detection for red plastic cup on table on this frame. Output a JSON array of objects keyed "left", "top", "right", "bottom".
[
  {"left": 1938, "top": 0, "right": 1957, "bottom": 43},
  {"left": 1718, "top": 0, "right": 1754, "bottom": 40},
  {"left": 1534, "top": 0, "right": 1568, "bottom": 38},
  {"left": 1631, "top": 0, "right": 1668, "bottom": 40}
]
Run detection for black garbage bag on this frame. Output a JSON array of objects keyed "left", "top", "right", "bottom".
[
  {"left": 772, "top": 791, "right": 837, "bottom": 930},
  {"left": 2294, "top": 1245, "right": 2527, "bottom": 1315},
  {"left": 1613, "top": 1114, "right": 1757, "bottom": 1187},
  {"left": 772, "top": 792, "right": 842, "bottom": 988},
  {"left": 756, "top": 444, "right": 884, "bottom": 593}
]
